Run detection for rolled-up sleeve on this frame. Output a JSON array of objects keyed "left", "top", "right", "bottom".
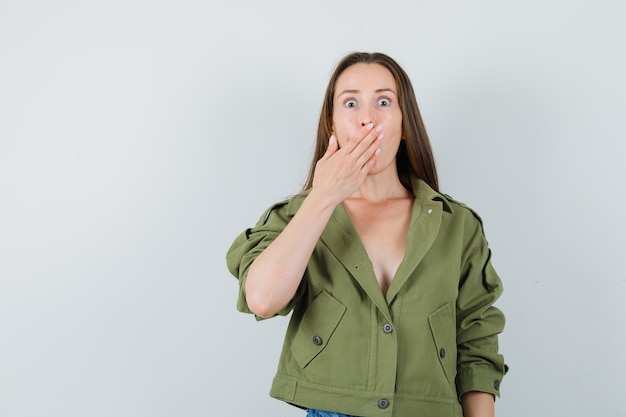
[
  {"left": 225, "top": 201, "right": 302, "bottom": 318},
  {"left": 455, "top": 211, "right": 507, "bottom": 399}
]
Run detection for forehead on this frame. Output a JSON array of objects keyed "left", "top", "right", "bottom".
[{"left": 335, "top": 63, "right": 397, "bottom": 95}]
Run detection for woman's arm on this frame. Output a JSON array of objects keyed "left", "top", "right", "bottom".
[
  {"left": 244, "top": 189, "right": 336, "bottom": 318},
  {"left": 461, "top": 391, "right": 494, "bottom": 417},
  {"left": 454, "top": 206, "right": 506, "bottom": 412},
  {"left": 245, "top": 125, "right": 382, "bottom": 318}
]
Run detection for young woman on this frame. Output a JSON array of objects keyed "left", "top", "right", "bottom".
[{"left": 226, "top": 52, "right": 507, "bottom": 417}]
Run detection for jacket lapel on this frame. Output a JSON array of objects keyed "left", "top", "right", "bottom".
[
  {"left": 385, "top": 199, "right": 442, "bottom": 304},
  {"left": 320, "top": 203, "right": 393, "bottom": 322}
]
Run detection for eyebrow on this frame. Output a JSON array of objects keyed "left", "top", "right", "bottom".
[{"left": 337, "top": 88, "right": 397, "bottom": 97}]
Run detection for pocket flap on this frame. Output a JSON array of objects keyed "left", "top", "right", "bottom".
[
  {"left": 292, "top": 290, "right": 346, "bottom": 368},
  {"left": 428, "top": 303, "right": 456, "bottom": 383}
]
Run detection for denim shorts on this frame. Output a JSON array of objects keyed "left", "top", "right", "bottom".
[{"left": 306, "top": 409, "right": 359, "bottom": 417}]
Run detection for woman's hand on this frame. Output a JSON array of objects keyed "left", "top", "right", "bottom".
[{"left": 312, "top": 122, "right": 383, "bottom": 205}]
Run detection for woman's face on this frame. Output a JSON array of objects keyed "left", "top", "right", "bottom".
[{"left": 332, "top": 63, "right": 403, "bottom": 175}]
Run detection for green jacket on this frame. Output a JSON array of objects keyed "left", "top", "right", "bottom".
[{"left": 226, "top": 177, "right": 506, "bottom": 417}]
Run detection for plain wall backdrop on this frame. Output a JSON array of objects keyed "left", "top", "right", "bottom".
[{"left": 1, "top": 1, "right": 625, "bottom": 416}]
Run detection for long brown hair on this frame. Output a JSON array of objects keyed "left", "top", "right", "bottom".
[{"left": 303, "top": 52, "right": 438, "bottom": 192}]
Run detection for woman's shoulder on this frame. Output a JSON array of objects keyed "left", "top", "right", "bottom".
[
  {"left": 253, "top": 190, "right": 310, "bottom": 229},
  {"left": 412, "top": 177, "right": 481, "bottom": 221},
  {"left": 412, "top": 178, "right": 487, "bottom": 237},
  {"left": 439, "top": 192, "right": 484, "bottom": 225}
]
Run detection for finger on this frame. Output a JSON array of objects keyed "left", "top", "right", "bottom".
[
  {"left": 361, "top": 148, "right": 381, "bottom": 173},
  {"left": 321, "top": 135, "right": 338, "bottom": 160},
  {"left": 355, "top": 138, "right": 382, "bottom": 171},
  {"left": 350, "top": 124, "right": 383, "bottom": 162},
  {"left": 341, "top": 122, "right": 375, "bottom": 153}
]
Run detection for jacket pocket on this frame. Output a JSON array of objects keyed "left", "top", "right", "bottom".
[
  {"left": 291, "top": 290, "right": 346, "bottom": 369},
  {"left": 428, "top": 303, "right": 457, "bottom": 385}
]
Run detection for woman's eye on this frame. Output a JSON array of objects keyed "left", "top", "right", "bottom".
[
  {"left": 378, "top": 98, "right": 391, "bottom": 106},
  {"left": 344, "top": 99, "right": 357, "bottom": 108}
]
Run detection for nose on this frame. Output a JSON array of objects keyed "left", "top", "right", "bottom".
[{"left": 359, "top": 104, "right": 375, "bottom": 127}]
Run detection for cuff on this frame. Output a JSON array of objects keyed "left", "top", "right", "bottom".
[{"left": 456, "top": 364, "right": 508, "bottom": 400}]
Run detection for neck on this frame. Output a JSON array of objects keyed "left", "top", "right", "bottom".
[{"left": 349, "top": 168, "right": 411, "bottom": 203}]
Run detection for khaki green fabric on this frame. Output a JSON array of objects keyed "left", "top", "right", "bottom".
[{"left": 226, "top": 177, "right": 506, "bottom": 417}]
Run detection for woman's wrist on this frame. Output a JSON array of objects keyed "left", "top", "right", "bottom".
[
  {"left": 461, "top": 391, "right": 495, "bottom": 417},
  {"left": 306, "top": 188, "right": 343, "bottom": 215}
]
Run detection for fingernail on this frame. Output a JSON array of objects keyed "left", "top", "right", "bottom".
[
  {"left": 366, "top": 123, "right": 374, "bottom": 130},
  {"left": 376, "top": 124, "right": 383, "bottom": 132},
  {"left": 329, "top": 135, "right": 335, "bottom": 145},
  {"left": 377, "top": 133, "right": 384, "bottom": 141},
  {"left": 375, "top": 148, "right": 381, "bottom": 155}
]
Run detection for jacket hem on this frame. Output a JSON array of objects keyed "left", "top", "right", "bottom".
[{"left": 270, "top": 375, "right": 462, "bottom": 417}]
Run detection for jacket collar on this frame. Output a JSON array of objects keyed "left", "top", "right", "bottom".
[{"left": 409, "top": 175, "right": 453, "bottom": 214}]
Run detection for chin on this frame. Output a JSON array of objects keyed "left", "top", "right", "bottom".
[{"left": 367, "top": 160, "right": 396, "bottom": 176}]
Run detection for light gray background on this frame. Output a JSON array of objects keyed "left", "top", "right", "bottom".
[{"left": 1, "top": 1, "right": 624, "bottom": 416}]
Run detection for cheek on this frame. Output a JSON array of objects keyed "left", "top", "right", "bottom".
[
  {"left": 389, "top": 123, "right": 403, "bottom": 140},
  {"left": 334, "top": 127, "right": 351, "bottom": 148},
  {"left": 331, "top": 115, "right": 355, "bottom": 144},
  {"left": 382, "top": 113, "right": 403, "bottom": 138}
]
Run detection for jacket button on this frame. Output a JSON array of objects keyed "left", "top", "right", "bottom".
[
  {"left": 377, "top": 398, "right": 390, "bottom": 409},
  {"left": 494, "top": 380, "right": 500, "bottom": 390},
  {"left": 439, "top": 348, "right": 446, "bottom": 358},
  {"left": 383, "top": 323, "right": 393, "bottom": 333},
  {"left": 312, "top": 336, "right": 323, "bottom": 346}
]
